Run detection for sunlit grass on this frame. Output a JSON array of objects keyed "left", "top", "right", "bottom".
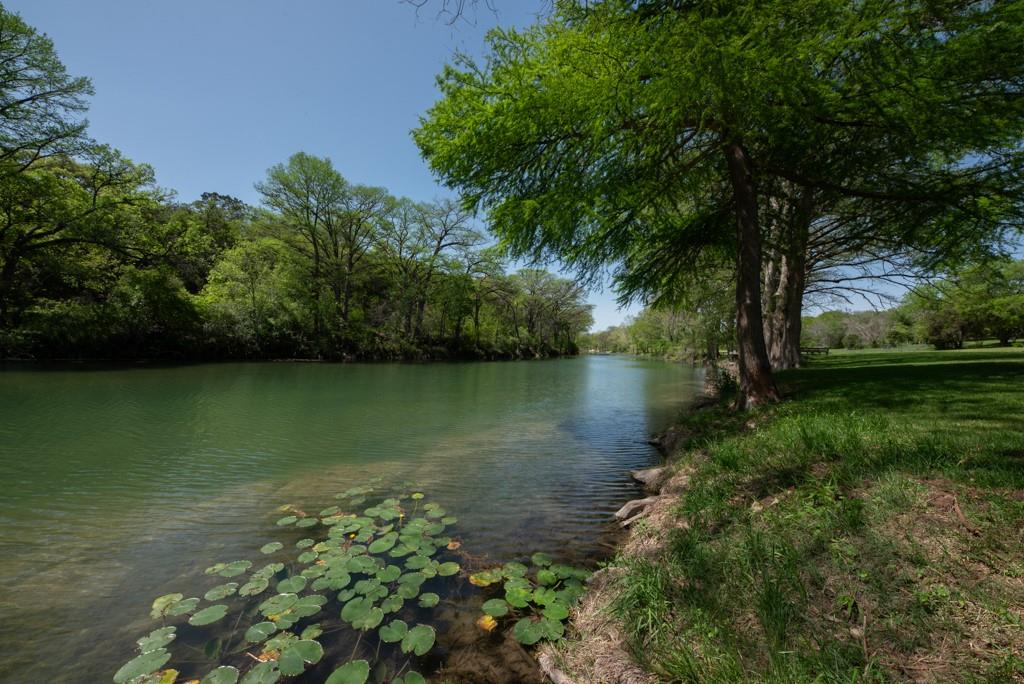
[{"left": 611, "top": 349, "right": 1024, "bottom": 682}]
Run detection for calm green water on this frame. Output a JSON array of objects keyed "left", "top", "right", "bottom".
[{"left": 0, "top": 356, "right": 700, "bottom": 683}]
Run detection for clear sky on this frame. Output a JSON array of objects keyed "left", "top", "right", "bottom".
[{"left": 8, "top": 0, "right": 638, "bottom": 330}]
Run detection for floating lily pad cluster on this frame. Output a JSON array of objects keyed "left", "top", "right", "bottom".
[
  {"left": 470, "top": 552, "right": 590, "bottom": 645},
  {"left": 114, "top": 485, "right": 591, "bottom": 684}
]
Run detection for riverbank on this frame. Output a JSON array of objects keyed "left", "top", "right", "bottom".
[{"left": 545, "top": 348, "right": 1024, "bottom": 682}]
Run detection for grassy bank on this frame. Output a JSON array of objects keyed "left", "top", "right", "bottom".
[{"left": 559, "top": 348, "right": 1024, "bottom": 683}]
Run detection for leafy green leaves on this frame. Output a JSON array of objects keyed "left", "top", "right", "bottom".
[
  {"left": 113, "top": 650, "right": 171, "bottom": 683},
  {"left": 401, "top": 624, "right": 436, "bottom": 656},
  {"left": 326, "top": 660, "right": 369, "bottom": 684},
  {"left": 189, "top": 604, "right": 229, "bottom": 626},
  {"left": 121, "top": 488, "right": 559, "bottom": 684}
]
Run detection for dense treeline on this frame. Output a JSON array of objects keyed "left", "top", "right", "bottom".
[
  {"left": 0, "top": 7, "right": 591, "bottom": 361},
  {"left": 584, "top": 257, "right": 1024, "bottom": 356}
]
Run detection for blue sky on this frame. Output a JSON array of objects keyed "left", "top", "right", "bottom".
[{"left": 10, "top": 0, "right": 637, "bottom": 330}]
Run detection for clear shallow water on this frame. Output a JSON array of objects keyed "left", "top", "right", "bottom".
[{"left": 0, "top": 356, "right": 701, "bottom": 683}]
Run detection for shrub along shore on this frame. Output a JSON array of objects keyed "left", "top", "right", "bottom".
[{"left": 544, "top": 348, "right": 1024, "bottom": 683}]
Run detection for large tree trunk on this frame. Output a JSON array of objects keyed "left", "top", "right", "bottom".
[
  {"left": 763, "top": 187, "right": 813, "bottom": 370},
  {"left": 724, "top": 142, "right": 780, "bottom": 409}
]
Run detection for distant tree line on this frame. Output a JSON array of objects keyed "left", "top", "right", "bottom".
[
  {"left": 0, "top": 7, "right": 592, "bottom": 361},
  {"left": 585, "top": 257, "right": 1024, "bottom": 356}
]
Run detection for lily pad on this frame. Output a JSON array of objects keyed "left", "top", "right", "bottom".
[
  {"left": 276, "top": 576, "right": 307, "bottom": 593},
  {"left": 244, "top": 621, "right": 278, "bottom": 643},
  {"left": 239, "top": 661, "right": 280, "bottom": 684},
  {"left": 259, "top": 593, "right": 298, "bottom": 617},
  {"left": 341, "top": 596, "right": 375, "bottom": 623},
  {"left": 189, "top": 604, "right": 229, "bottom": 626},
  {"left": 381, "top": 595, "right": 404, "bottom": 614},
  {"left": 418, "top": 592, "right": 440, "bottom": 608},
  {"left": 238, "top": 577, "right": 269, "bottom": 597},
  {"left": 219, "top": 560, "right": 252, "bottom": 578},
  {"left": 279, "top": 640, "right": 323, "bottom": 676},
  {"left": 503, "top": 562, "right": 528, "bottom": 578},
  {"left": 378, "top": 619, "right": 408, "bottom": 643},
  {"left": 136, "top": 627, "right": 176, "bottom": 653},
  {"left": 396, "top": 583, "right": 421, "bottom": 599},
  {"left": 325, "top": 660, "right": 369, "bottom": 684},
  {"left": 200, "top": 666, "right": 240, "bottom": 684},
  {"left": 539, "top": 616, "right": 565, "bottom": 640},
  {"left": 505, "top": 585, "right": 532, "bottom": 608},
  {"left": 368, "top": 532, "right": 399, "bottom": 553},
  {"left": 296, "top": 538, "right": 315, "bottom": 549},
  {"left": 468, "top": 569, "right": 503, "bottom": 587},
  {"left": 292, "top": 594, "right": 327, "bottom": 617},
  {"left": 276, "top": 515, "right": 298, "bottom": 526},
  {"left": 399, "top": 673, "right": 426, "bottom": 684},
  {"left": 401, "top": 624, "right": 436, "bottom": 656},
  {"left": 261, "top": 542, "right": 284, "bottom": 554},
  {"left": 353, "top": 606, "right": 384, "bottom": 630},
  {"left": 150, "top": 593, "right": 183, "bottom": 619},
  {"left": 537, "top": 569, "right": 558, "bottom": 586},
  {"left": 513, "top": 617, "right": 544, "bottom": 645},
  {"left": 296, "top": 517, "right": 317, "bottom": 528},
  {"left": 113, "top": 650, "right": 171, "bottom": 683},
  {"left": 300, "top": 623, "right": 323, "bottom": 640},
  {"left": 297, "top": 550, "right": 318, "bottom": 564},
  {"left": 204, "top": 583, "right": 238, "bottom": 601},
  {"left": 544, "top": 601, "right": 571, "bottom": 621},
  {"left": 482, "top": 598, "right": 510, "bottom": 617},
  {"left": 531, "top": 552, "right": 553, "bottom": 567},
  {"left": 398, "top": 572, "right": 426, "bottom": 588},
  {"left": 404, "top": 555, "right": 429, "bottom": 570},
  {"left": 376, "top": 565, "right": 402, "bottom": 582},
  {"left": 436, "top": 561, "right": 460, "bottom": 576},
  {"left": 166, "top": 597, "right": 199, "bottom": 616}
]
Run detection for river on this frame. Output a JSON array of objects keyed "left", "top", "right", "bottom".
[{"left": 0, "top": 356, "right": 701, "bottom": 683}]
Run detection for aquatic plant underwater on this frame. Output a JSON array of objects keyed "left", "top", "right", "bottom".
[{"left": 114, "top": 484, "right": 589, "bottom": 683}]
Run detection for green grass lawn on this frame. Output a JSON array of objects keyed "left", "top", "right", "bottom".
[{"left": 609, "top": 349, "right": 1024, "bottom": 683}]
